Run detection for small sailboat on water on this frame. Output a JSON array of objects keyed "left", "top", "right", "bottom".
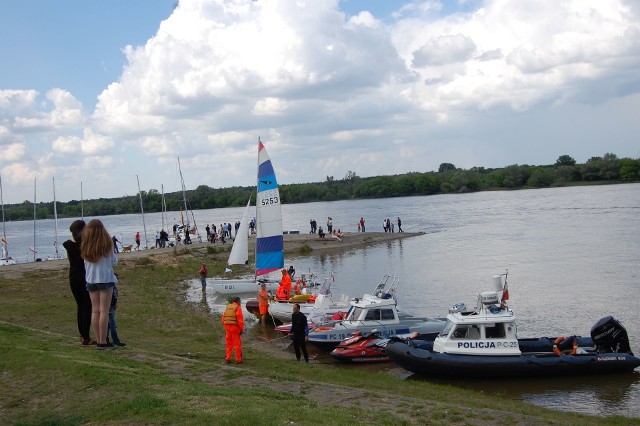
[
  {"left": 47, "top": 177, "right": 65, "bottom": 260},
  {"left": 210, "top": 138, "right": 284, "bottom": 294},
  {"left": 1, "top": 174, "right": 17, "bottom": 266}
]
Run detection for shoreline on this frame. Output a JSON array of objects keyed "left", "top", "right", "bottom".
[{"left": 0, "top": 231, "right": 424, "bottom": 279}]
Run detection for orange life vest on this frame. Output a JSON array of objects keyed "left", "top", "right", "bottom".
[{"left": 223, "top": 303, "right": 239, "bottom": 325}]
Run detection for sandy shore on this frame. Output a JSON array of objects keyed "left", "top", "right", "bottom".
[{"left": 0, "top": 231, "right": 423, "bottom": 279}]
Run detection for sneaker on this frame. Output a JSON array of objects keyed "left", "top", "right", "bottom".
[
  {"left": 225, "top": 359, "right": 231, "bottom": 364},
  {"left": 81, "top": 338, "right": 96, "bottom": 346},
  {"left": 114, "top": 342, "right": 126, "bottom": 348},
  {"left": 96, "top": 343, "right": 113, "bottom": 350}
]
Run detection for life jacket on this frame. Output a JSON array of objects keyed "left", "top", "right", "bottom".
[
  {"left": 223, "top": 303, "right": 239, "bottom": 325},
  {"left": 275, "top": 286, "right": 289, "bottom": 300}
]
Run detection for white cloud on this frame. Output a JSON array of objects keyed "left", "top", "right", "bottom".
[{"left": 1, "top": 0, "right": 639, "bottom": 203}]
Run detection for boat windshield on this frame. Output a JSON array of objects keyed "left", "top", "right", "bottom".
[
  {"left": 439, "top": 320, "right": 454, "bottom": 337},
  {"left": 347, "top": 307, "right": 364, "bottom": 321}
]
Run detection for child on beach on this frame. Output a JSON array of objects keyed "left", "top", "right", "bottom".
[{"left": 107, "top": 285, "right": 126, "bottom": 347}]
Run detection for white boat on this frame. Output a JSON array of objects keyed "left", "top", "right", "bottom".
[
  {"left": 307, "top": 275, "right": 447, "bottom": 350},
  {"left": 1, "top": 174, "right": 17, "bottom": 266},
  {"left": 265, "top": 277, "right": 350, "bottom": 323},
  {"left": 209, "top": 139, "right": 285, "bottom": 294},
  {"left": 47, "top": 177, "right": 65, "bottom": 261}
]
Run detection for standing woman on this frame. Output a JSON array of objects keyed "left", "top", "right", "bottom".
[
  {"left": 81, "top": 219, "right": 118, "bottom": 350},
  {"left": 62, "top": 220, "right": 94, "bottom": 345}
]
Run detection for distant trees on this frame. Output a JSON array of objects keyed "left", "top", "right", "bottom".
[{"left": 3, "top": 153, "right": 639, "bottom": 221}]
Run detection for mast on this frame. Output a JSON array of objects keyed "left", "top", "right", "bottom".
[
  {"left": 177, "top": 157, "right": 189, "bottom": 229},
  {"left": 161, "top": 184, "right": 166, "bottom": 232},
  {"left": 80, "top": 181, "right": 84, "bottom": 220},
  {"left": 255, "top": 137, "right": 260, "bottom": 280},
  {"left": 52, "top": 177, "right": 59, "bottom": 258},
  {"left": 136, "top": 175, "right": 149, "bottom": 250},
  {"left": 0, "top": 174, "right": 8, "bottom": 259},
  {"left": 33, "top": 178, "right": 37, "bottom": 262}
]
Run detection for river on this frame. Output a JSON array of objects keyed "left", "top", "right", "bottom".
[{"left": 3, "top": 183, "right": 640, "bottom": 417}]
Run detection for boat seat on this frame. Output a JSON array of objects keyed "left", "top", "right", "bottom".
[{"left": 467, "top": 326, "right": 481, "bottom": 339}]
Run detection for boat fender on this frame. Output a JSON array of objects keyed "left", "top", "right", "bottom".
[
  {"left": 331, "top": 311, "right": 346, "bottom": 320},
  {"left": 553, "top": 336, "right": 578, "bottom": 355}
]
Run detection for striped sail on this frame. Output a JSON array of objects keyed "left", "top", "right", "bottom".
[{"left": 255, "top": 139, "right": 284, "bottom": 276}]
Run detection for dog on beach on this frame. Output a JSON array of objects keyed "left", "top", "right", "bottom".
[{"left": 121, "top": 244, "right": 133, "bottom": 252}]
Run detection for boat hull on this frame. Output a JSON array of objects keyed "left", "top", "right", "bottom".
[
  {"left": 386, "top": 340, "right": 640, "bottom": 377},
  {"left": 209, "top": 279, "right": 278, "bottom": 294},
  {"left": 309, "top": 319, "right": 445, "bottom": 351}
]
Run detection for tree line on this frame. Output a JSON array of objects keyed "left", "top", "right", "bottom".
[{"left": 3, "top": 153, "right": 639, "bottom": 222}]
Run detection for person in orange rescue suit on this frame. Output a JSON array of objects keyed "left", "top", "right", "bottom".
[
  {"left": 222, "top": 296, "right": 244, "bottom": 364},
  {"left": 275, "top": 268, "right": 292, "bottom": 300},
  {"left": 258, "top": 282, "right": 270, "bottom": 326},
  {"left": 293, "top": 277, "right": 306, "bottom": 295}
]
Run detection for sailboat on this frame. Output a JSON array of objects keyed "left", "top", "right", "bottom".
[
  {"left": 172, "top": 157, "right": 202, "bottom": 245},
  {"left": 1, "top": 174, "right": 17, "bottom": 266},
  {"left": 47, "top": 177, "right": 65, "bottom": 260},
  {"left": 209, "top": 139, "right": 284, "bottom": 294}
]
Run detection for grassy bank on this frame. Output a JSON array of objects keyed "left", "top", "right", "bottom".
[{"left": 0, "top": 249, "right": 637, "bottom": 425}]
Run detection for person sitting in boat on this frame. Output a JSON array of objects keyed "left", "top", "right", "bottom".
[
  {"left": 275, "top": 268, "right": 292, "bottom": 300},
  {"left": 293, "top": 277, "right": 306, "bottom": 295}
]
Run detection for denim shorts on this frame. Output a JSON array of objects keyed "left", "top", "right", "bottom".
[{"left": 86, "top": 282, "right": 115, "bottom": 292}]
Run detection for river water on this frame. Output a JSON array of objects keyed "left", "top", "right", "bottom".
[{"left": 4, "top": 183, "right": 640, "bottom": 417}]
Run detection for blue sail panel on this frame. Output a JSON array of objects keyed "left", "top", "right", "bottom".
[
  {"left": 258, "top": 172, "right": 278, "bottom": 192},
  {"left": 256, "top": 251, "right": 284, "bottom": 276},
  {"left": 256, "top": 235, "right": 283, "bottom": 254},
  {"left": 255, "top": 139, "right": 284, "bottom": 277}
]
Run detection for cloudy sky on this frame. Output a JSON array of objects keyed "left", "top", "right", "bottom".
[{"left": 1, "top": 0, "right": 639, "bottom": 204}]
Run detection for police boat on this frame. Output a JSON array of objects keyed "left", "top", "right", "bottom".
[{"left": 386, "top": 273, "right": 640, "bottom": 377}]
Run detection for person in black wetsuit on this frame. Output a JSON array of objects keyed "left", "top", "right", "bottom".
[{"left": 291, "top": 303, "right": 309, "bottom": 362}]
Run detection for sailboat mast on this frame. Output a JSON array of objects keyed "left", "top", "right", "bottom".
[
  {"left": 137, "top": 175, "right": 149, "bottom": 250},
  {"left": 161, "top": 184, "right": 166, "bottom": 232},
  {"left": 52, "top": 177, "right": 59, "bottom": 257},
  {"left": 33, "top": 178, "right": 37, "bottom": 262},
  {"left": 80, "top": 181, "right": 84, "bottom": 220},
  {"left": 254, "top": 137, "right": 260, "bottom": 280},
  {"left": 0, "top": 174, "right": 8, "bottom": 259},
  {"left": 177, "top": 157, "right": 189, "bottom": 229}
]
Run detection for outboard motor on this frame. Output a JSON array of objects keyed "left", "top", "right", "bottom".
[{"left": 591, "top": 316, "right": 633, "bottom": 354}]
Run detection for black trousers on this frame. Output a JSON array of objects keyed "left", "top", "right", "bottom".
[
  {"left": 70, "top": 283, "right": 92, "bottom": 340},
  {"left": 292, "top": 336, "right": 309, "bottom": 361}
]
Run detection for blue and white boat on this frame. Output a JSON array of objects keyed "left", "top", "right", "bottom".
[
  {"left": 386, "top": 273, "right": 640, "bottom": 377},
  {"left": 307, "top": 275, "right": 447, "bottom": 350},
  {"left": 210, "top": 139, "right": 284, "bottom": 294}
]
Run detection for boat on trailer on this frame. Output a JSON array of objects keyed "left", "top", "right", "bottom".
[{"left": 386, "top": 273, "right": 640, "bottom": 377}]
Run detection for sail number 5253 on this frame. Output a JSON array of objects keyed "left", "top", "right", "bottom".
[{"left": 261, "top": 196, "right": 279, "bottom": 206}]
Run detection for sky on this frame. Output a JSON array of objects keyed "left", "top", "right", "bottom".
[{"left": 1, "top": 0, "right": 639, "bottom": 205}]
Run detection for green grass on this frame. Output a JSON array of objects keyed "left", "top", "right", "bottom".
[{"left": 1, "top": 251, "right": 638, "bottom": 425}]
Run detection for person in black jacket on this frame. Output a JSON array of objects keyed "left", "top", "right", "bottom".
[
  {"left": 291, "top": 303, "right": 309, "bottom": 362},
  {"left": 63, "top": 220, "right": 94, "bottom": 345}
]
